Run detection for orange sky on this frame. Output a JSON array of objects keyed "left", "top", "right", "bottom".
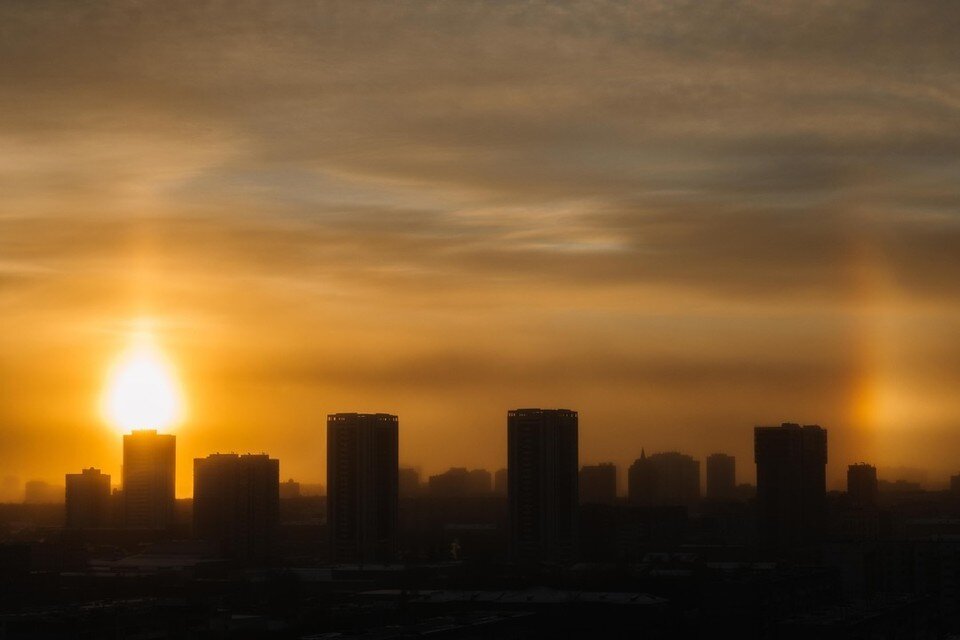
[{"left": 2, "top": 1, "right": 960, "bottom": 497}]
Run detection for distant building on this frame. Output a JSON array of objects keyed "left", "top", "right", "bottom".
[
  {"left": 847, "top": 463, "right": 878, "bottom": 508},
  {"left": 65, "top": 468, "right": 111, "bottom": 529},
  {"left": 754, "top": 422, "right": 827, "bottom": 548},
  {"left": 194, "top": 453, "right": 280, "bottom": 563},
  {"left": 327, "top": 413, "right": 399, "bottom": 564},
  {"left": 399, "top": 467, "right": 422, "bottom": 497},
  {"left": 428, "top": 468, "right": 492, "bottom": 496},
  {"left": 299, "top": 483, "right": 325, "bottom": 497},
  {"left": 279, "top": 478, "right": 301, "bottom": 500},
  {"left": 494, "top": 468, "right": 508, "bottom": 496},
  {"left": 23, "top": 480, "right": 64, "bottom": 504},
  {"left": 507, "top": 408, "right": 578, "bottom": 562},
  {"left": 628, "top": 451, "right": 699, "bottom": 506},
  {"left": 123, "top": 430, "right": 176, "bottom": 530},
  {"left": 580, "top": 463, "right": 617, "bottom": 505},
  {"left": 706, "top": 453, "right": 736, "bottom": 500}
]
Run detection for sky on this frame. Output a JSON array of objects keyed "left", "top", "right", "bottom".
[{"left": 2, "top": 1, "right": 960, "bottom": 497}]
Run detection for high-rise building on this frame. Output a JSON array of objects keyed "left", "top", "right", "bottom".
[
  {"left": 579, "top": 463, "right": 617, "bottom": 505},
  {"left": 65, "top": 468, "right": 111, "bottom": 529},
  {"left": 194, "top": 453, "right": 280, "bottom": 563},
  {"left": 399, "top": 467, "right": 422, "bottom": 497},
  {"left": 494, "top": 468, "right": 508, "bottom": 496},
  {"left": 847, "top": 463, "right": 878, "bottom": 508},
  {"left": 122, "top": 430, "right": 176, "bottom": 530},
  {"left": 754, "top": 422, "right": 827, "bottom": 549},
  {"left": 706, "top": 453, "right": 736, "bottom": 500},
  {"left": 507, "top": 408, "right": 578, "bottom": 562},
  {"left": 327, "top": 413, "right": 399, "bottom": 564},
  {"left": 628, "top": 451, "right": 699, "bottom": 506},
  {"left": 428, "top": 468, "right": 492, "bottom": 496}
]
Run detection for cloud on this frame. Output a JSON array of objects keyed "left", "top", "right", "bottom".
[{"left": 2, "top": 1, "right": 960, "bottom": 486}]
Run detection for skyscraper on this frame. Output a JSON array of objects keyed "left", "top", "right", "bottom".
[
  {"left": 327, "top": 413, "right": 399, "bottom": 564},
  {"left": 628, "top": 451, "right": 699, "bottom": 506},
  {"left": 507, "top": 408, "right": 578, "bottom": 562},
  {"left": 847, "top": 463, "right": 878, "bottom": 508},
  {"left": 65, "top": 468, "right": 111, "bottom": 529},
  {"left": 754, "top": 422, "right": 827, "bottom": 549},
  {"left": 194, "top": 453, "right": 280, "bottom": 563},
  {"left": 122, "top": 429, "right": 175, "bottom": 530},
  {"left": 706, "top": 453, "right": 736, "bottom": 501},
  {"left": 579, "top": 463, "right": 617, "bottom": 505}
]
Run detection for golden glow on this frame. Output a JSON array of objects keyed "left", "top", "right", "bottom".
[{"left": 101, "top": 330, "right": 185, "bottom": 433}]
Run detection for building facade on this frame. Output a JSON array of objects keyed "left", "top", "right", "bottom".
[
  {"left": 122, "top": 429, "right": 176, "bottom": 530},
  {"left": 507, "top": 408, "right": 578, "bottom": 562},
  {"left": 327, "top": 413, "right": 399, "bottom": 564},
  {"left": 194, "top": 453, "right": 280, "bottom": 563},
  {"left": 754, "top": 422, "right": 827, "bottom": 549},
  {"left": 65, "top": 467, "right": 111, "bottom": 529}
]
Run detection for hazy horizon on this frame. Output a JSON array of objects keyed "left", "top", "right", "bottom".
[{"left": 3, "top": 1, "right": 960, "bottom": 497}]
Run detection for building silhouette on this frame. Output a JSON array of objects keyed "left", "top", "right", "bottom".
[
  {"left": 279, "top": 478, "right": 301, "bottom": 500},
  {"left": 327, "top": 413, "right": 399, "bottom": 564},
  {"left": 399, "top": 467, "right": 422, "bottom": 497},
  {"left": 193, "top": 453, "right": 280, "bottom": 563},
  {"left": 65, "top": 468, "right": 111, "bottom": 529},
  {"left": 507, "top": 408, "right": 578, "bottom": 562},
  {"left": 122, "top": 430, "right": 175, "bottom": 530},
  {"left": 23, "top": 480, "right": 64, "bottom": 504},
  {"left": 580, "top": 463, "right": 617, "bottom": 505},
  {"left": 847, "top": 463, "right": 878, "bottom": 508},
  {"left": 494, "top": 468, "right": 508, "bottom": 496},
  {"left": 706, "top": 453, "right": 736, "bottom": 500},
  {"left": 628, "top": 451, "right": 699, "bottom": 506},
  {"left": 754, "top": 422, "right": 827, "bottom": 549},
  {"left": 428, "top": 468, "right": 492, "bottom": 496}
]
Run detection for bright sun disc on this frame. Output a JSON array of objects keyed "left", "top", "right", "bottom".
[{"left": 102, "top": 333, "right": 184, "bottom": 432}]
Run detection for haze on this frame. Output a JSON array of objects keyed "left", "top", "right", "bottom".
[{"left": 2, "top": 1, "right": 960, "bottom": 496}]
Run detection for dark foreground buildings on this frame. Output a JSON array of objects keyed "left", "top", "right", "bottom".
[
  {"left": 327, "top": 412, "right": 399, "bottom": 564},
  {"left": 193, "top": 453, "right": 280, "bottom": 563},
  {"left": 122, "top": 429, "right": 175, "bottom": 530},
  {"left": 65, "top": 468, "right": 111, "bottom": 529},
  {"left": 507, "top": 408, "right": 578, "bottom": 562},
  {"left": 754, "top": 422, "right": 827, "bottom": 549}
]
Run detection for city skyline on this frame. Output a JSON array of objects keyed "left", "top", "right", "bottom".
[{"left": 1, "top": 414, "right": 953, "bottom": 500}]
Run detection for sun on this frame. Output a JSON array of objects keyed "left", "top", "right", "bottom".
[{"left": 102, "top": 330, "right": 185, "bottom": 433}]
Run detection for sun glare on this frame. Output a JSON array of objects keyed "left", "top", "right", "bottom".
[{"left": 102, "top": 331, "right": 184, "bottom": 433}]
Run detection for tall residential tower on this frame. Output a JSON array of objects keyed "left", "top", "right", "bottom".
[
  {"left": 507, "top": 408, "right": 578, "bottom": 562},
  {"left": 122, "top": 430, "right": 175, "bottom": 530},
  {"left": 754, "top": 422, "right": 827, "bottom": 549},
  {"left": 327, "top": 413, "right": 399, "bottom": 564}
]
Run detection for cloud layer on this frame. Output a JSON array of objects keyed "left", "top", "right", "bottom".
[{"left": 2, "top": 1, "right": 960, "bottom": 492}]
